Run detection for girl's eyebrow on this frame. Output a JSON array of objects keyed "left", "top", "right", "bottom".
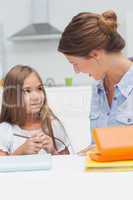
[
  {"left": 23, "top": 84, "right": 43, "bottom": 90},
  {"left": 22, "top": 87, "right": 31, "bottom": 90}
]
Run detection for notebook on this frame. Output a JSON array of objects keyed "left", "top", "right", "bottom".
[
  {"left": 0, "top": 154, "right": 52, "bottom": 172},
  {"left": 85, "top": 155, "right": 133, "bottom": 172},
  {"left": 89, "top": 126, "right": 133, "bottom": 162}
]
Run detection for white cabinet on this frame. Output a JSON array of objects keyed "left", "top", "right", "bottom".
[
  {"left": 50, "top": 0, "right": 89, "bottom": 31},
  {"left": 46, "top": 86, "right": 92, "bottom": 152},
  {"left": 125, "top": 12, "right": 133, "bottom": 57}
]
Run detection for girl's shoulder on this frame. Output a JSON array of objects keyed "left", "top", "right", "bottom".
[
  {"left": 0, "top": 122, "right": 13, "bottom": 135},
  {"left": 51, "top": 117, "right": 62, "bottom": 128},
  {"left": 0, "top": 122, "right": 13, "bottom": 128},
  {"left": 0, "top": 122, "right": 14, "bottom": 153},
  {"left": 51, "top": 118, "right": 66, "bottom": 137}
]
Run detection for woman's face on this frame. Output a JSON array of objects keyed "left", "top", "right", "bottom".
[
  {"left": 65, "top": 51, "right": 108, "bottom": 80},
  {"left": 22, "top": 72, "right": 45, "bottom": 115}
]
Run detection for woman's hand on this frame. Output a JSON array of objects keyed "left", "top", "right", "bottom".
[{"left": 77, "top": 144, "right": 96, "bottom": 156}]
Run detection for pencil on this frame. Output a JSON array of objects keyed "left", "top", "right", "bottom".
[{"left": 13, "top": 133, "right": 31, "bottom": 139}]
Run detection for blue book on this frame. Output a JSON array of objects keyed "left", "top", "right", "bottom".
[{"left": 0, "top": 154, "right": 52, "bottom": 172}]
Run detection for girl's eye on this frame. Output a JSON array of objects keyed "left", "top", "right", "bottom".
[
  {"left": 38, "top": 87, "right": 43, "bottom": 91},
  {"left": 23, "top": 89, "right": 31, "bottom": 93}
]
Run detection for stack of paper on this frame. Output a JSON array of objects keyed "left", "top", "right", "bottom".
[
  {"left": 85, "top": 156, "right": 133, "bottom": 172},
  {"left": 0, "top": 154, "right": 52, "bottom": 172}
]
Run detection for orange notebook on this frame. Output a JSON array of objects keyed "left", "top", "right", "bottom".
[{"left": 89, "top": 126, "right": 133, "bottom": 162}]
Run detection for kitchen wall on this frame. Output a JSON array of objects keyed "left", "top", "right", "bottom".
[{"left": 0, "top": 0, "right": 133, "bottom": 85}]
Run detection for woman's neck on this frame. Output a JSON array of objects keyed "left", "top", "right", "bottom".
[{"left": 104, "top": 55, "right": 133, "bottom": 88}]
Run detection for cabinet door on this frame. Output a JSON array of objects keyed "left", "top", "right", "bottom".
[
  {"left": 50, "top": 0, "right": 89, "bottom": 31},
  {"left": 126, "top": 12, "right": 133, "bottom": 57}
]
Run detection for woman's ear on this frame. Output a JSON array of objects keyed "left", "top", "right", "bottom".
[{"left": 87, "top": 49, "right": 102, "bottom": 60}]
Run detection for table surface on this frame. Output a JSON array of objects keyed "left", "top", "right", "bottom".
[{"left": 0, "top": 155, "right": 133, "bottom": 200}]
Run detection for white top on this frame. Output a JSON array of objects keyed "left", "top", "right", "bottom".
[{"left": 0, "top": 120, "right": 73, "bottom": 154}]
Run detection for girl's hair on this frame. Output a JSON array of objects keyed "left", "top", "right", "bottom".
[
  {"left": 58, "top": 10, "right": 125, "bottom": 56},
  {"left": 0, "top": 65, "right": 58, "bottom": 149}
]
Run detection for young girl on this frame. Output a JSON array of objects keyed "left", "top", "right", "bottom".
[{"left": 0, "top": 65, "right": 72, "bottom": 156}]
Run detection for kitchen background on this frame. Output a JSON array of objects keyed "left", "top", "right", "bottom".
[
  {"left": 0, "top": 0, "right": 133, "bottom": 86},
  {"left": 0, "top": 0, "right": 133, "bottom": 151}
]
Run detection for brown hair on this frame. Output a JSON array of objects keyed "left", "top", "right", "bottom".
[
  {"left": 58, "top": 10, "right": 125, "bottom": 56},
  {"left": 0, "top": 65, "right": 58, "bottom": 149}
]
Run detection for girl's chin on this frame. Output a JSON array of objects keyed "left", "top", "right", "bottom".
[{"left": 27, "top": 109, "right": 41, "bottom": 115}]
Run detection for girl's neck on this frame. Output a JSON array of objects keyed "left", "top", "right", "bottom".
[{"left": 22, "top": 113, "right": 41, "bottom": 130}]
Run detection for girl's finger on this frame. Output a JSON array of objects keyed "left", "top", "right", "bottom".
[
  {"left": 35, "top": 143, "right": 43, "bottom": 149},
  {"left": 31, "top": 136, "right": 43, "bottom": 143},
  {"left": 34, "top": 146, "right": 42, "bottom": 153},
  {"left": 42, "top": 138, "right": 51, "bottom": 145}
]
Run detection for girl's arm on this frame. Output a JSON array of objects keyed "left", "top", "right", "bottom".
[
  {"left": 51, "top": 119, "right": 72, "bottom": 155},
  {"left": 41, "top": 133, "right": 70, "bottom": 155},
  {"left": 56, "top": 147, "right": 69, "bottom": 155},
  {"left": 0, "top": 150, "right": 8, "bottom": 156}
]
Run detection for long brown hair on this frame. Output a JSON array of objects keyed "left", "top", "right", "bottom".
[
  {"left": 58, "top": 10, "right": 125, "bottom": 56},
  {"left": 0, "top": 65, "right": 58, "bottom": 149}
]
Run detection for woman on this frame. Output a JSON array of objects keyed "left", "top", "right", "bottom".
[
  {"left": 58, "top": 11, "right": 133, "bottom": 152},
  {"left": 58, "top": 10, "right": 133, "bottom": 146},
  {"left": 0, "top": 65, "right": 72, "bottom": 155}
]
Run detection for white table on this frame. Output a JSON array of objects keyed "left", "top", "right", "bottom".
[{"left": 0, "top": 155, "right": 133, "bottom": 200}]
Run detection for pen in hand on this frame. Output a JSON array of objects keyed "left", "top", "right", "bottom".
[
  {"left": 13, "top": 133, "right": 43, "bottom": 155},
  {"left": 13, "top": 133, "right": 31, "bottom": 139}
]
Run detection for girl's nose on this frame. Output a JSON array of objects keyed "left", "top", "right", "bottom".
[{"left": 30, "top": 90, "right": 40, "bottom": 100}]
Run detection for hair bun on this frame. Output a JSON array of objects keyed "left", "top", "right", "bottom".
[{"left": 98, "top": 10, "right": 117, "bottom": 34}]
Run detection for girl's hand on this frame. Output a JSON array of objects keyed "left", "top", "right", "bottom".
[
  {"left": 40, "top": 134, "right": 56, "bottom": 154},
  {"left": 12, "top": 134, "right": 44, "bottom": 155}
]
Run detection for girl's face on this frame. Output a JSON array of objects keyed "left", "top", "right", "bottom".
[
  {"left": 65, "top": 51, "right": 108, "bottom": 80},
  {"left": 22, "top": 72, "right": 45, "bottom": 115}
]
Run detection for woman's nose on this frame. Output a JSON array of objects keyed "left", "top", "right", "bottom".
[{"left": 73, "top": 64, "right": 80, "bottom": 73}]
